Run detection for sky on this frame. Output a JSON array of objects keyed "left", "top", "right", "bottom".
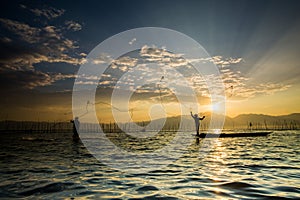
[{"left": 0, "top": 0, "right": 300, "bottom": 122}]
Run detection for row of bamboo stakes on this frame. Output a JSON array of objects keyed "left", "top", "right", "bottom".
[{"left": 0, "top": 119, "right": 299, "bottom": 133}]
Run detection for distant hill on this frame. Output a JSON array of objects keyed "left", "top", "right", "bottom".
[
  {"left": 0, "top": 113, "right": 299, "bottom": 132},
  {"left": 230, "top": 113, "right": 300, "bottom": 129},
  {"left": 143, "top": 113, "right": 300, "bottom": 131}
]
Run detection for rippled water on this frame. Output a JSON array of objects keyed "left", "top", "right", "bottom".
[{"left": 0, "top": 131, "right": 299, "bottom": 199}]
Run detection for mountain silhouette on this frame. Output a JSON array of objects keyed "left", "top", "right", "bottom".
[{"left": 144, "top": 113, "right": 300, "bottom": 130}]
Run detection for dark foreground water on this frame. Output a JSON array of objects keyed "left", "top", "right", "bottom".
[{"left": 0, "top": 131, "right": 299, "bottom": 199}]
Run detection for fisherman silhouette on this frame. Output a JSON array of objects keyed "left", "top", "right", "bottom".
[
  {"left": 70, "top": 117, "right": 80, "bottom": 142},
  {"left": 249, "top": 122, "right": 253, "bottom": 131},
  {"left": 190, "top": 112, "right": 205, "bottom": 136}
]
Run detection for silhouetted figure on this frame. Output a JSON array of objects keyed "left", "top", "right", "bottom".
[
  {"left": 249, "top": 122, "right": 253, "bottom": 131},
  {"left": 191, "top": 112, "right": 205, "bottom": 136},
  {"left": 195, "top": 137, "right": 200, "bottom": 145},
  {"left": 70, "top": 117, "right": 80, "bottom": 142}
]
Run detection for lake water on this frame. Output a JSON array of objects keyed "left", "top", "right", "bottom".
[{"left": 0, "top": 131, "right": 299, "bottom": 199}]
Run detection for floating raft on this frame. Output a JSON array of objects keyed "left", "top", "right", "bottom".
[{"left": 196, "top": 131, "right": 272, "bottom": 138}]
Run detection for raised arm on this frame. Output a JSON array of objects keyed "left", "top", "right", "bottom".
[
  {"left": 190, "top": 112, "right": 194, "bottom": 118},
  {"left": 199, "top": 116, "right": 205, "bottom": 120}
]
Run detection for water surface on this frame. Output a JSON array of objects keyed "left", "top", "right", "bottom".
[{"left": 0, "top": 131, "right": 299, "bottom": 199}]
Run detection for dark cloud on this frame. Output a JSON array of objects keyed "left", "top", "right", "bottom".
[
  {"left": 65, "top": 21, "right": 82, "bottom": 31},
  {"left": 0, "top": 15, "right": 85, "bottom": 90},
  {"left": 0, "top": 69, "right": 75, "bottom": 90},
  {"left": 20, "top": 4, "right": 65, "bottom": 20}
]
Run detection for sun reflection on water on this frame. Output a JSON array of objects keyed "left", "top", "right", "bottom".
[{"left": 209, "top": 139, "right": 228, "bottom": 178}]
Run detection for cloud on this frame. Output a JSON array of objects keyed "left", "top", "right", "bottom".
[
  {"left": 76, "top": 81, "right": 98, "bottom": 85},
  {"left": 98, "top": 80, "right": 116, "bottom": 86},
  {"left": 129, "top": 38, "right": 136, "bottom": 45},
  {"left": 79, "top": 52, "right": 87, "bottom": 57},
  {"left": 219, "top": 67, "right": 291, "bottom": 99},
  {"left": 140, "top": 45, "right": 185, "bottom": 65},
  {"left": 79, "top": 46, "right": 290, "bottom": 103},
  {"left": 211, "top": 56, "right": 243, "bottom": 67},
  {"left": 20, "top": 4, "right": 65, "bottom": 19},
  {"left": 0, "top": 69, "right": 75, "bottom": 90},
  {"left": 112, "top": 56, "right": 138, "bottom": 67},
  {"left": 0, "top": 18, "right": 85, "bottom": 68},
  {"left": 92, "top": 53, "right": 113, "bottom": 64},
  {"left": 231, "top": 82, "right": 291, "bottom": 99},
  {"left": 75, "top": 74, "right": 103, "bottom": 85},
  {"left": 140, "top": 46, "right": 243, "bottom": 70},
  {"left": 0, "top": 16, "right": 85, "bottom": 90},
  {"left": 0, "top": 18, "right": 41, "bottom": 44},
  {"left": 189, "top": 56, "right": 243, "bottom": 68},
  {"left": 65, "top": 21, "right": 82, "bottom": 31},
  {"left": 0, "top": 37, "right": 12, "bottom": 43}
]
